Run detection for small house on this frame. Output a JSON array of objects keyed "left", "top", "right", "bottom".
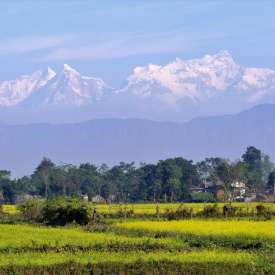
[
  {"left": 231, "top": 181, "right": 246, "bottom": 200},
  {"left": 91, "top": 195, "right": 106, "bottom": 204},
  {"left": 81, "top": 194, "right": 89, "bottom": 201}
]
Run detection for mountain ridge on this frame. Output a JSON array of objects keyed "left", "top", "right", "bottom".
[
  {"left": 1, "top": 103, "right": 275, "bottom": 176},
  {"left": 0, "top": 51, "right": 275, "bottom": 123}
]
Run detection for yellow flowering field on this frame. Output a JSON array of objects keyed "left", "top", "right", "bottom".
[
  {"left": 0, "top": 224, "right": 180, "bottom": 251},
  {"left": 3, "top": 202, "right": 275, "bottom": 216},
  {"left": 1, "top": 205, "right": 20, "bottom": 215},
  {"left": 94, "top": 202, "right": 275, "bottom": 215},
  {"left": 0, "top": 250, "right": 257, "bottom": 267},
  {"left": 116, "top": 220, "right": 275, "bottom": 240}
]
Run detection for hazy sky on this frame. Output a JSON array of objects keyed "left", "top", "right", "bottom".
[{"left": 1, "top": 0, "right": 275, "bottom": 86}]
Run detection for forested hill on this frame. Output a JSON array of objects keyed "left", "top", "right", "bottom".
[{"left": 1, "top": 104, "right": 275, "bottom": 176}]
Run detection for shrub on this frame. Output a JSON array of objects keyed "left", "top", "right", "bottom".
[
  {"left": 41, "top": 198, "right": 92, "bottom": 226},
  {"left": 163, "top": 205, "right": 193, "bottom": 220},
  {"left": 19, "top": 199, "right": 44, "bottom": 221},
  {"left": 116, "top": 207, "right": 135, "bottom": 219},
  {"left": 176, "top": 205, "right": 193, "bottom": 218},
  {"left": 222, "top": 205, "right": 237, "bottom": 217},
  {"left": 201, "top": 204, "right": 220, "bottom": 217},
  {"left": 256, "top": 204, "right": 272, "bottom": 220}
]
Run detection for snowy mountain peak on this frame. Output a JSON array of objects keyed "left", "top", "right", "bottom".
[
  {"left": 0, "top": 51, "right": 275, "bottom": 116},
  {"left": 205, "top": 50, "right": 233, "bottom": 60},
  {"left": 18, "top": 65, "right": 111, "bottom": 107},
  {"left": 122, "top": 51, "right": 243, "bottom": 103},
  {"left": 0, "top": 67, "right": 56, "bottom": 107},
  {"left": 0, "top": 64, "right": 111, "bottom": 107},
  {"left": 62, "top": 64, "right": 80, "bottom": 76},
  {"left": 46, "top": 67, "right": 56, "bottom": 79}
]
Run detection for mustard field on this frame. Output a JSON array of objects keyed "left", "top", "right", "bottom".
[
  {"left": 3, "top": 202, "right": 275, "bottom": 215},
  {"left": 0, "top": 222, "right": 273, "bottom": 274},
  {"left": 94, "top": 202, "right": 275, "bottom": 215},
  {"left": 0, "top": 203, "right": 274, "bottom": 274},
  {"left": 116, "top": 220, "right": 275, "bottom": 240}
]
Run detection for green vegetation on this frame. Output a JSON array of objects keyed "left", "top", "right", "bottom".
[
  {"left": 0, "top": 250, "right": 267, "bottom": 275},
  {"left": 3, "top": 200, "right": 275, "bottom": 219},
  {"left": 0, "top": 146, "right": 274, "bottom": 204},
  {"left": 0, "top": 224, "right": 183, "bottom": 253}
]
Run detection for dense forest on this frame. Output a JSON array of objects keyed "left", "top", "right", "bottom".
[{"left": 0, "top": 146, "right": 275, "bottom": 203}]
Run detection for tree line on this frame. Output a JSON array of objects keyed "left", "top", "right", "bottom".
[{"left": 0, "top": 146, "right": 275, "bottom": 203}]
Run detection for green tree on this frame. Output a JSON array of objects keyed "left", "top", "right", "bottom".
[
  {"left": 241, "top": 146, "right": 273, "bottom": 194},
  {"left": 79, "top": 163, "right": 101, "bottom": 199},
  {"left": 267, "top": 171, "right": 275, "bottom": 194},
  {"left": 33, "top": 158, "right": 55, "bottom": 198},
  {"left": 216, "top": 161, "right": 233, "bottom": 201}
]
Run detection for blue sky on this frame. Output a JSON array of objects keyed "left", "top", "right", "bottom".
[{"left": 1, "top": 0, "right": 275, "bottom": 86}]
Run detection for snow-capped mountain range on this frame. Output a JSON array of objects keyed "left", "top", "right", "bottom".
[
  {"left": 119, "top": 51, "right": 275, "bottom": 104},
  {"left": 3, "top": 64, "right": 111, "bottom": 107},
  {"left": 1, "top": 51, "right": 275, "bottom": 121},
  {"left": 0, "top": 67, "right": 56, "bottom": 107}
]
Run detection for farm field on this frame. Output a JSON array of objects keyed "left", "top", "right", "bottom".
[
  {"left": 0, "top": 219, "right": 273, "bottom": 274},
  {"left": 93, "top": 202, "right": 275, "bottom": 215},
  {"left": 116, "top": 220, "right": 275, "bottom": 239},
  {"left": 0, "top": 223, "right": 273, "bottom": 274},
  {"left": 3, "top": 202, "right": 275, "bottom": 216},
  {"left": 115, "top": 219, "right": 275, "bottom": 251},
  {"left": 2, "top": 204, "right": 20, "bottom": 215},
  {"left": 0, "top": 249, "right": 265, "bottom": 274},
  {"left": 0, "top": 202, "right": 274, "bottom": 274}
]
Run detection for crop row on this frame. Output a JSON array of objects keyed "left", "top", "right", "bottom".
[
  {"left": 0, "top": 250, "right": 270, "bottom": 275},
  {"left": 0, "top": 224, "right": 183, "bottom": 253},
  {"left": 3, "top": 202, "right": 275, "bottom": 216},
  {"left": 0, "top": 222, "right": 273, "bottom": 274},
  {"left": 114, "top": 220, "right": 275, "bottom": 250},
  {"left": 116, "top": 220, "right": 275, "bottom": 239}
]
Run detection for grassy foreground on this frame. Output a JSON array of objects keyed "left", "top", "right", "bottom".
[
  {"left": 0, "top": 203, "right": 275, "bottom": 274},
  {"left": 0, "top": 222, "right": 272, "bottom": 274},
  {"left": 0, "top": 224, "right": 181, "bottom": 252},
  {"left": 0, "top": 250, "right": 268, "bottom": 275}
]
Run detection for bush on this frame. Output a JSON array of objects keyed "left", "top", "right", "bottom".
[
  {"left": 41, "top": 198, "right": 92, "bottom": 226},
  {"left": 164, "top": 205, "right": 193, "bottom": 220},
  {"left": 201, "top": 204, "right": 220, "bottom": 217},
  {"left": 19, "top": 199, "right": 44, "bottom": 221},
  {"left": 116, "top": 208, "right": 135, "bottom": 219},
  {"left": 256, "top": 204, "right": 272, "bottom": 220},
  {"left": 222, "top": 205, "right": 237, "bottom": 217}
]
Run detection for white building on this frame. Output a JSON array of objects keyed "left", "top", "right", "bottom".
[{"left": 231, "top": 181, "right": 246, "bottom": 200}]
